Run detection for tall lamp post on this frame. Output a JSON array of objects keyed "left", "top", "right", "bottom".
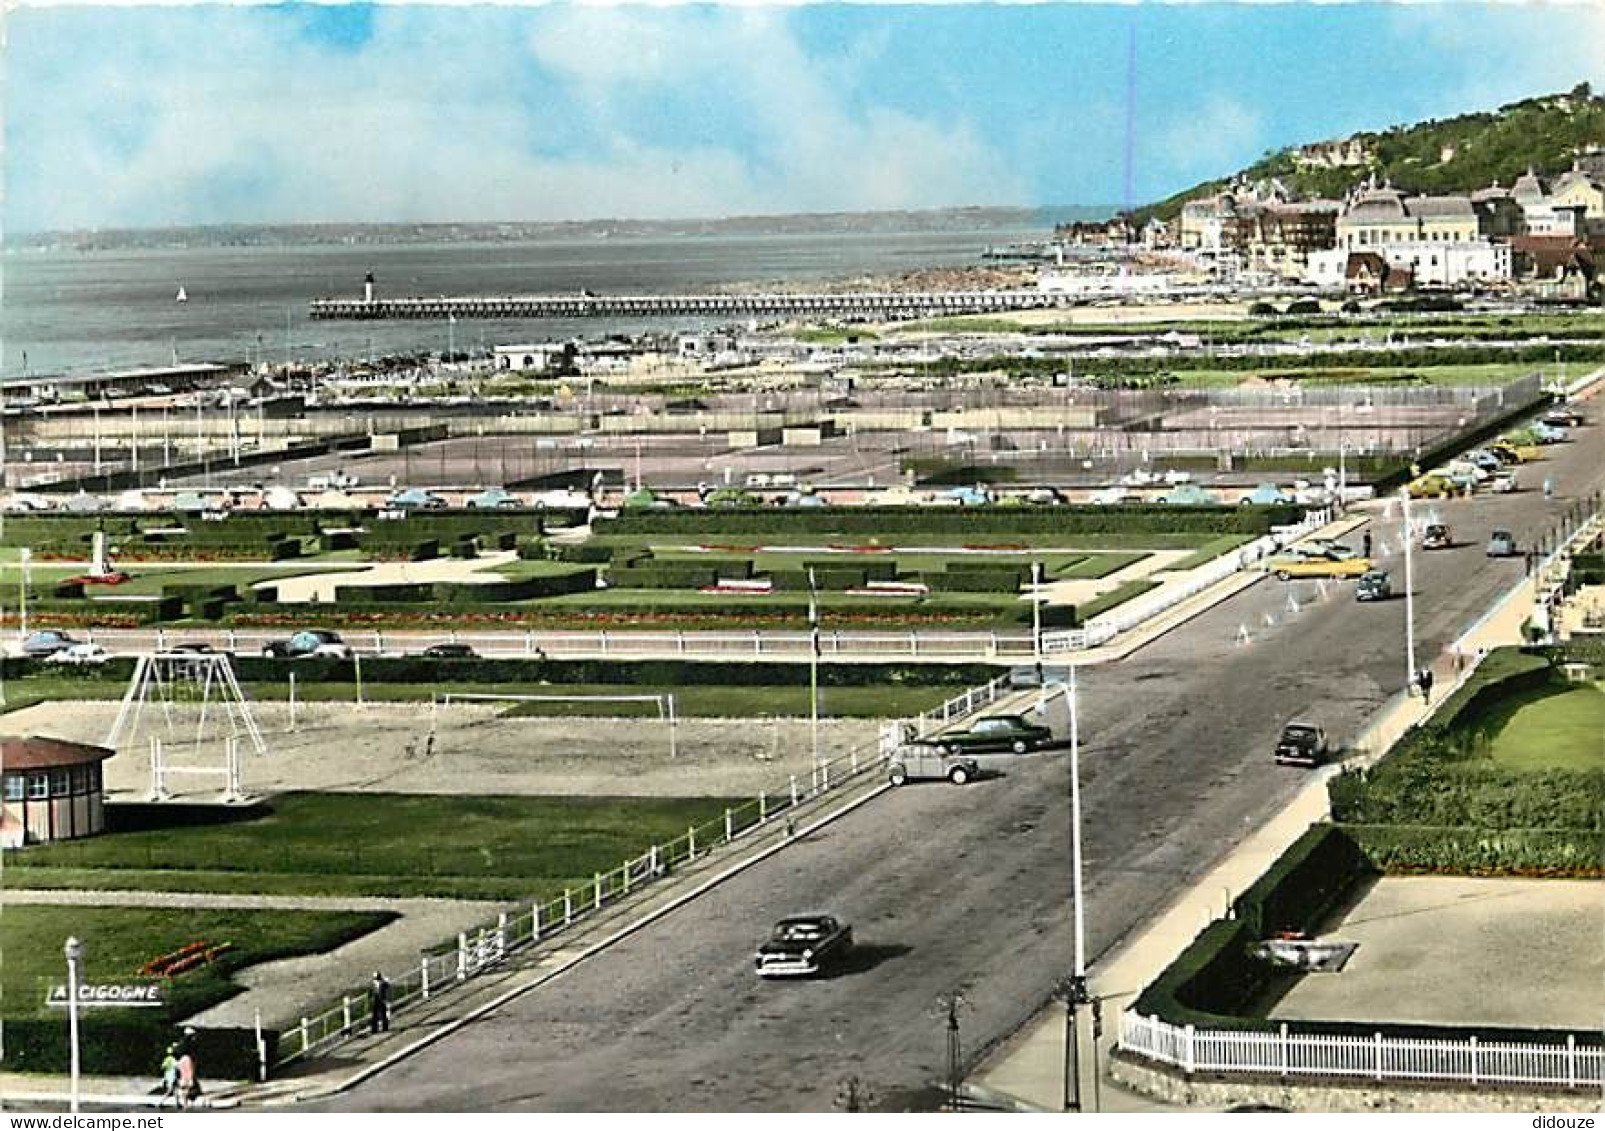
[
  {"left": 1400, "top": 487, "right": 1417, "bottom": 691},
  {"left": 64, "top": 935, "right": 85, "bottom": 1113},
  {"left": 1057, "top": 661, "right": 1091, "bottom": 1111},
  {"left": 808, "top": 568, "right": 821, "bottom": 792}
]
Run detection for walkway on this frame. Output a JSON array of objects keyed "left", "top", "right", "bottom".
[{"left": 265, "top": 550, "right": 518, "bottom": 603}]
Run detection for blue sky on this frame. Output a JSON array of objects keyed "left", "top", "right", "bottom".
[{"left": 4, "top": 3, "right": 1603, "bottom": 232}]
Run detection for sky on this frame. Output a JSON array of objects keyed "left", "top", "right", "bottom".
[{"left": 3, "top": 2, "right": 1604, "bottom": 233}]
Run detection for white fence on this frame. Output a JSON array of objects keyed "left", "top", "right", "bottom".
[{"left": 1121, "top": 1012, "right": 1603, "bottom": 1090}]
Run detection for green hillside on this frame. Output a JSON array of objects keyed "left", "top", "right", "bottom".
[{"left": 1140, "top": 83, "right": 1605, "bottom": 222}]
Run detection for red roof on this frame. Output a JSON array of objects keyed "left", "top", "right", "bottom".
[{"left": 0, "top": 736, "right": 115, "bottom": 771}]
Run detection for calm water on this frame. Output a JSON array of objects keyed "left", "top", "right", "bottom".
[{"left": 1, "top": 227, "right": 1041, "bottom": 377}]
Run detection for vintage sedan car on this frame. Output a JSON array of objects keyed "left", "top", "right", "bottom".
[
  {"left": 755, "top": 915, "right": 855, "bottom": 978},
  {"left": 17, "top": 630, "right": 78, "bottom": 658},
  {"left": 1542, "top": 407, "right": 1584, "bottom": 428},
  {"left": 1267, "top": 549, "right": 1373, "bottom": 581},
  {"left": 1355, "top": 569, "right": 1392, "bottom": 602},
  {"left": 936, "top": 714, "right": 1054, "bottom": 755},
  {"left": 887, "top": 742, "right": 981, "bottom": 786},
  {"left": 420, "top": 642, "right": 478, "bottom": 660},
  {"left": 386, "top": 487, "right": 450, "bottom": 510},
  {"left": 1422, "top": 523, "right": 1454, "bottom": 550},
  {"left": 262, "top": 629, "right": 353, "bottom": 660}
]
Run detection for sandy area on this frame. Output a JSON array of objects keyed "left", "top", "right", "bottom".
[
  {"left": 6, "top": 700, "right": 884, "bottom": 802},
  {"left": 266, "top": 550, "right": 520, "bottom": 603},
  {"left": 1270, "top": 875, "right": 1605, "bottom": 1029}
]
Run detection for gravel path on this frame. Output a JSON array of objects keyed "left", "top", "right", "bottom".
[{"left": 2, "top": 889, "right": 508, "bottom": 1029}]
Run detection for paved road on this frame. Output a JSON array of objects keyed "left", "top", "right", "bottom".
[{"left": 323, "top": 421, "right": 1604, "bottom": 1112}]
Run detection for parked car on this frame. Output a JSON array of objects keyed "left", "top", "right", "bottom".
[
  {"left": 1407, "top": 473, "right": 1456, "bottom": 499},
  {"left": 936, "top": 714, "right": 1054, "bottom": 756},
  {"left": 754, "top": 915, "right": 855, "bottom": 978},
  {"left": 1267, "top": 549, "right": 1372, "bottom": 580},
  {"left": 1237, "top": 483, "right": 1293, "bottom": 507},
  {"left": 1421, "top": 523, "right": 1454, "bottom": 550},
  {"left": 1274, "top": 721, "right": 1331, "bottom": 768},
  {"left": 18, "top": 630, "right": 77, "bottom": 658},
  {"left": 1464, "top": 449, "right": 1502, "bottom": 473},
  {"left": 158, "top": 641, "right": 228, "bottom": 659},
  {"left": 262, "top": 630, "right": 353, "bottom": 659},
  {"left": 420, "top": 643, "right": 478, "bottom": 660},
  {"left": 1490, "top": 470, "right": 1519, "bottom": 494},
  {"left": 386, "top": 487, "right": 449, "bottom": 510},
  {"left": 1355, "top": 569, "right": 1393, "bottom": 602},
  {"left": 1306, "top": 539, "right": 1362, "bottom": 561},
  {"left": 1161, "top": 483, "right": 1220, "bottom": 507},
  {"left": 1486, "top": 529, "right": 1519, "bottom": 558},
  {"left": 44, "top": 642, "right": 111, "bottom": 666},
  {"left": 1542, "top": 407, "right": 1584, "bottom": 428},
  {"left": 886, "top": 742, "right": 981, "bottom": 786},
  {"left": 466, "top": 488, "right": 522, "bottom": 510}
]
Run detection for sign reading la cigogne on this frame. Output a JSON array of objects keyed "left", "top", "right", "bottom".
[{"left": 45, "top": 983, "right": 166, "bottom": 1009}]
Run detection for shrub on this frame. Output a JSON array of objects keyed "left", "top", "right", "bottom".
[{"left": 0, "top": 1019, "right": 273, "bottom": 1077}]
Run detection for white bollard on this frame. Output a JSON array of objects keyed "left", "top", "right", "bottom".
[{"left": 421, "top": 956, "right": 430, "bottom": 1000}]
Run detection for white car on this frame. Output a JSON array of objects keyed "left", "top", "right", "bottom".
[
  {"left": 1162, "top": 469, "right": 1193, "bottom": 485},
  {"left": 44, "top": 643, "right": 112, "bottom": 666}
]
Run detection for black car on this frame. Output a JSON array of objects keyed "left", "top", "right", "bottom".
[
  {"left": 421, "top": 643, "right": 478, "bottom": 660},
  {"left": 159, "top": 641, "right": 222, "bottom": 657},
  {"left": 755, "top": 915, "right": 854, "bottom": 978}
]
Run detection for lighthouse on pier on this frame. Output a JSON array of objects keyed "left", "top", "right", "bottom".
[{"left": 364, "top": 272, "right": 376, "bottom": 304}]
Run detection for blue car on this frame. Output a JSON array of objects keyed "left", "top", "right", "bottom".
[
  {"left": 466, "top": 488, "right": 521, "bottom": 509},
  {"left": 387, "top": 487, "right": 449, "bottom": 510},
  {"left": 1237, "top": 483, "right": 1293, "bottom": 506}
]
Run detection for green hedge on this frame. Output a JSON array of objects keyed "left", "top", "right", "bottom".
[
  {"left": 0, "top": 1019, "right": 273, "bottom": 1078},
  {"left": 768, "top": 568, "right": 868, "bottom": 591},
  {"left": 1230, "top": 824, "right": 1372, "bottom": 938},
  {"left": 607, "top": 566, "right": 722, "bottom": 590},
  {"left": 1074, "top": 579, "right": 1161, "bottom": 623},
  {"left": 921, "top": 566, "right": 1029, "bottom": 593},
  {"left": 600, "top": 504, "right": 1300, "bottom": 538},
  {"left": 1341, "top": 823, "right": 1605, "bottom": 877}
]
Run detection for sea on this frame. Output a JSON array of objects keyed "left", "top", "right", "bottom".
[{"left": 0, "top": 225, "right": 1048, "bottom": 378}]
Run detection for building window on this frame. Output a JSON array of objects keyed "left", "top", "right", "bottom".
[
  {"left": 27, "top": 773, "right": 49, "bottom": 800},
  {"left": 3, "top": 775, "right": 22, "bottom": 801},
  {"left": 69, "top": 765, "right": 91, "bottom": 793},
  {"left": 50, "top": 769, "right": 71, "bottom": 796}
]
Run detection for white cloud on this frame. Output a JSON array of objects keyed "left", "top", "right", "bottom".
[{"left": 3, "top": 7, "right": 1030, "bottom": 231}]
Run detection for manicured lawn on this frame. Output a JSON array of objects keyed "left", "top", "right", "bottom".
[
  {"left": 0, "top": 904, "right": 392, "bottom": 1020},
  {"left": 1163, "top": 534, "right": 1255, "bottom": 573},
  {"left": 7, "top": 792, "right": 736, "bottom": 900},
  {"left": 1483, "top": 684, "right": 1605, "bottom": 773}
]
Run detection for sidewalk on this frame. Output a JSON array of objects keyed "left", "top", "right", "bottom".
[{"left": 969, "top": 531, "right": 1541, "bottom": 1112}]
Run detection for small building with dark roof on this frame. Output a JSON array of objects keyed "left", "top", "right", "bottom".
[{"left": 0, "top": 736, "right": 114, "bottom": 847}]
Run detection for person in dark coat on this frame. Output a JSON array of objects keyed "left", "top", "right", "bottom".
[{"left": 369, "top": 972, "right": 391, "bottom": 1034}]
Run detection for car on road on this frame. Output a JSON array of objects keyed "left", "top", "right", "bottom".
[
  {"left": 1267, "top": 549, "right": 1372, "bottom": 580},
  {"left": 754, "top": 915, "right": 855, "bottom": 978},
  {"left": 1464, "top": 449, "right": 1502, "bottom": 473},
  {"left": 1422, "top": 523, "right": 1454, "bottom": 550},
  {"left": 1529, "top": 422, "right": 1567, "bottom": 444},
  {"left": 44, "top": 642, "right": 111, "bottom": 666},
  {"left": 386, "top": 487, "right": 450, "bottom": 510},
  {"left": 17, "top": 630, "right": 77, "bottom": 658},
  {"left": 420, "top": 643, "right": 478, "bottom": 660},
  {"left": 466, "top": 488, "right": 522, "bottom": 510},
  {"left": 1486, "top": 529, "right": 1519, "bottom": 558},
  {"left": 1543, "top": 407, "right": 1584, "bottom": 428},
  {"left": 936, "top": 714, "right": 1053, "bottom": 755},
  {"left": 1274, "top": 721, "right": 1331, "bottom": 768},
  {"left": 262, "top": 629, "right": 353, "bottom": 660},
  {"left": 1355, "top": 569, "right": 1392, "bottom": 601},
  {"left": 886, "top": 742, "right": 981, "bottom": 786},
  {"left": 1407, "top": 473, "right": 1456, "bottom": 499},
  {"left": 1490, "top": 470, "right": 1519, "bottom": 494}
]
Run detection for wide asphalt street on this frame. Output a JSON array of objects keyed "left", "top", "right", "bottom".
[{"left": 327, "top": 415, "right": 1604, "bottom": 1112}]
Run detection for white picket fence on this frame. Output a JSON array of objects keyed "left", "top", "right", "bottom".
[{"left": 1121, "top": 1012, "right": 1603, "bottom": 1090}]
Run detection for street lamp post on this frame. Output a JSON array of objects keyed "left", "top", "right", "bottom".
[
  {"left": 1400, "top": 487, "right": 1417, "bottom": 692},
  {"left": 1057, "top": 662, "right": 1091, "bottom": 1111},
  {"left": 808, "top": 568, "right": 821, "bottom": 792},
  {"left": 1031, "top": 561, "right": 1045, "bottom": 687},
  {"left": 64, "top": 936, "right": 85, "bottom": 1113}
]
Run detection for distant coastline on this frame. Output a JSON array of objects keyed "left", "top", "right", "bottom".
[{"left": 5, "top": 205, "right": 1113, "bottom": 254}]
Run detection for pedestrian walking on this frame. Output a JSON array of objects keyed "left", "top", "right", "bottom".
[
  {"left": 1543, "top": 476, "right": 1555, "bottom": 501},
  {"left": 176, "top": 1049, "right": 198, "bottom": 1109},
  {"left": 1362, "top": 530, "right": 1373, "bottom": 559},
  {"left": 369, "top": 971, "right": 391, "bottom": 1034},
  {"left": 158, "top": 1045, "right": 179, "bottom": 1107},
  {"left": 1416, "top": 668, "right": 1435, "bottom": 705}
]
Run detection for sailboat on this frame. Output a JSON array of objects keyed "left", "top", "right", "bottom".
[{"left": 175, "top": 286, "right": 188, "bottom": 303}]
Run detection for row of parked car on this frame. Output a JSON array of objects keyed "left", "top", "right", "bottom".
[{"left": 8, "top": 628, "right": 481, "bottom": 663}]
